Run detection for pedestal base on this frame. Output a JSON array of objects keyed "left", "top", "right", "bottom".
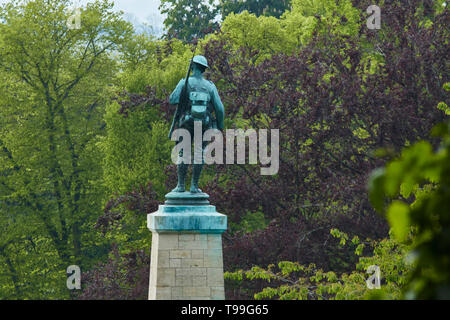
[{"left": 148, "top": 193, "right": 227, "bottom": 300}]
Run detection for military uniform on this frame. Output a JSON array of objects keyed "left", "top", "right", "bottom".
[
  {"left": 169, "top": 76, "right": 224, "bottom": 132},
  {"left": 169, "top": 56, "right": 225, "bottom": 193}
]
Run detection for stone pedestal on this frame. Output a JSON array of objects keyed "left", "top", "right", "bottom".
[{"left": 147, "top": 192, "right": 227, "bottom": 300}]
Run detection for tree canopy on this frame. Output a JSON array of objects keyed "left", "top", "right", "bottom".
[
  {"left": 159, "top": 0, "right": 219, "bottom": 41},
  {"left": 0, "top": 0, "right": 448, "bottom": 300}
]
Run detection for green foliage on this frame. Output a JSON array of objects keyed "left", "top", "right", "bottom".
[
  {"left": 98, "top": 33, "right": 192, "bottom": 253},
  {"left": 217, "top": 0, "right": 360, "bottom": 64},
  {"left": 369, "top": 116, "right": 450, "bottom": 299},
  {"left": 219, "top": 0, "right": 291, "bottom": 18},
  {"left": 160, "top": 0, "right": 219, "bottom": 42},
  {"left": 0, "top": 217, "right": 68, "bottom": 299},
  {"left": 330, "top": 228, "right": 350, "bottom": 246},
  {"left": 285, "top": 0, "right": 360, "bottom": 38},
  {"left": 99, "top": 107, "right": 172, "bottom": 249},
  {"left": 101, "top": 104, "right": 172, "bottom": 197},
  {"left": 0, "top": 0, "right": 131, "bottom": 299},
  {"left": 119, "top": 34, "right": 194, "bottom": 94},
  {"left": 436, "top": 83, "right": 450, "bottom": 115},
  {"left": 368, "top": 137, "right": 443, "bottom": 214},
  {"left": 0, "top": 0, "right": 447, "bottom": 300},
  {"left": 387, "top": 201, "right": 411, "bottom": 242},
  {"left": 225, "top": 230, "right": 412, "bottom": 300},
  {"left": 437, "top": 102, "right": 450, "bottom": 115},
  {"left": 229, "top": 210, "right": 268, "bottom": 234},
  {"left": 221, "top": 11, "right": 293, "bottom": 63}
]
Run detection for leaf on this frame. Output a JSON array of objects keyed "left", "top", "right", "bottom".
[
  {"left": 355, "top": 244, "right": 365, "bottom": 256},
  {"left": 385, "top": 161, "right": 404, "bottom": 197},
  {"left": 437, "top": 102, "right": 450, "bottom": 115},
  {"left": 400, "top": 182, "right": 417, "bottom": 199},
  {"left": 387, "top": 201, "right": 411, "bottom": 242},
  {"left": 368, "top": 168, "right": 387, "bottom": 212},
  {"left": 330, "top": 228, "right": 340, "bottom": 238}
]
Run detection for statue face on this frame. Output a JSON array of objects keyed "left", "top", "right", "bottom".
[{"left": 193, "top": 63, "right": 206, "bottom": 74}]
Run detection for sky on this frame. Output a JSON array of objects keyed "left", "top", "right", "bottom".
[
  {"left": 0, "top": 0, "right": 166, "bottom": 36},
  {"left": 99, "top": 0, "right": 165, "bottom": 35}
]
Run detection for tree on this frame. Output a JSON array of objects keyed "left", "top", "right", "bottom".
[
  {"left": 369, "top": 84, "right": 450, "bottom": 299},
  {"left": 159, "top": 0, "right": 219, "bottom": 42},
  {"left": 0, "top": 0, "right": 132, "bottom": 298},
  {"left": 198, "top": 0, "right": 448, "bottom": 298},
  {"left": 219, "top": 0, "right": 292, "bottom": 19},
  {"left": 216, "top": 0, "right": 360, "bottom": 64},
  {"left": 79, "top": 0, "right": 448, "bottom": 300},
  {"left": 225, "top": 230, "right": 412, "bottom": 300},
  {"left": 203, "top": 0, "right": 446, "bottom": 260}
]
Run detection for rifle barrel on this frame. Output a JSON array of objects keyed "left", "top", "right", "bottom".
[{"left": 168, "top": 53, "right": 195, "bottom": 139}]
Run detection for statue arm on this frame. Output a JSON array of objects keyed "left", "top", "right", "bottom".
[
  {"left": 211, "top": 84, "right": 225, "bottom": 131},
  {"left": 169, "top": 79, "right": 185, "bottom": 105}
]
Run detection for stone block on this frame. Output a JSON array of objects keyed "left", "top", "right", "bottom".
[
  {"left": 204, "top": 249, "right": 223, "bottom": 268},
  {"left": 207, "top": 234, "right": 223, "bottom": 249},
  {"left": 170, "top": 250, "right": 191, "bottom": 259},
  {"left": 158, "top": 234, "right": 179, "bottom": 250},
  {"left": 211, "top": 287, "right": 225, "bottom": 300},
  {"left": 179, "top": 234, "right": 195, "bottom": 241},
  {"left": 192, "top": 249, "right": 204, "bottom": 259},
  {"left": 183, "top": 287, "right": 211, "bottom": 297},
  {"left": 158, "top": 250, "right": 170, "bottom": 268},
  {"left": 182, "top": 259, "right": 204, "bottom": 268},
  {"left": 193, "top": 276, "right": 207, "bottom": 287},
  {"left": 157, "top": 268, "right": 175, "bottom": 287},
  {"left": 155, "top": 287, "right": 171, "bottom": 300},
  {"left": 175, "top": 275, "right": 192, "bottom": 287},
  {"left": 172, "top": 287, "right": 184, "bottom": 298},
  {"left": 176, "top": 268, "right": 207, "bottom": 277},
  {"left": 170, "top": 258, "right": 181, "bottom": 268},
  {"left": 207, "top": 268, "right": 224, "bottom": 287},
  {"left": 195, "top": 234, "right": 208, "bottom": 242},
  {"left": 178, "top": 240, "right": 208, "bottom": 250},
  {"left": 148, "top": 285, "right": 156, "bottom": 300},
  {"left": 147, "top": 204, "right": 227, "bottom": 300}
]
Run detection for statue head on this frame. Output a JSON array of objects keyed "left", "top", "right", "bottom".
[{"left": 193, "top": 55, "right": 209, "bottom": 73}]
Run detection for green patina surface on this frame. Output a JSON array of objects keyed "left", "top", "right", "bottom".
[
  {"left": 148, "top": 205, "right": 227, "bottom": 234},
  {"left": 148, "top": 192, "right": 227, "bottom": 233},
  {"left": 168, "top": 55, "right": 225, "bottom": 194}
]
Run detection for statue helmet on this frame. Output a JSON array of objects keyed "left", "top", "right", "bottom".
[{"left": 193, "top": 55, "right": 209, "bottom": 69}]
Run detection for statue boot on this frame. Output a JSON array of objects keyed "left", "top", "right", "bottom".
[
  {"left": 190, "top": 164, "right": 203, "bottom": 193},
  {"left": 172, "top": 163, "right": 188, "bottom": 193}
]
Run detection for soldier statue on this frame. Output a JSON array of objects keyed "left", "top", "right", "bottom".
[{"left": 168, "top": 55, "right": 225, "bottom": 194}]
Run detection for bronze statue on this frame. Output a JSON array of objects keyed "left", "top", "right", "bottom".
[{"left": 168, "top": 55, "right": 225, "bottom": 194}]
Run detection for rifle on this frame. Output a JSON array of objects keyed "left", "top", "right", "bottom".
[{"left": 168, "top": 53, "right": 195, "bottom": 139}]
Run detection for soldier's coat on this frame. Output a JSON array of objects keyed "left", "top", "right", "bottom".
[{"left": 169, "top": 75, "right": 225, "bottom": 131}]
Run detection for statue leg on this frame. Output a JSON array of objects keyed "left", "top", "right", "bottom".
[
  {"left": 172, "top": 146, "right": 189, "bottom": 193},
  {"left": 190, "top": 138, "right": 208, "bottom": 194},
  {"left": 172, "top": 163, "right": 188, "bottom": 193},
  {"left": 190, "top": 163, "right": 203, "bottom": 193}
]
